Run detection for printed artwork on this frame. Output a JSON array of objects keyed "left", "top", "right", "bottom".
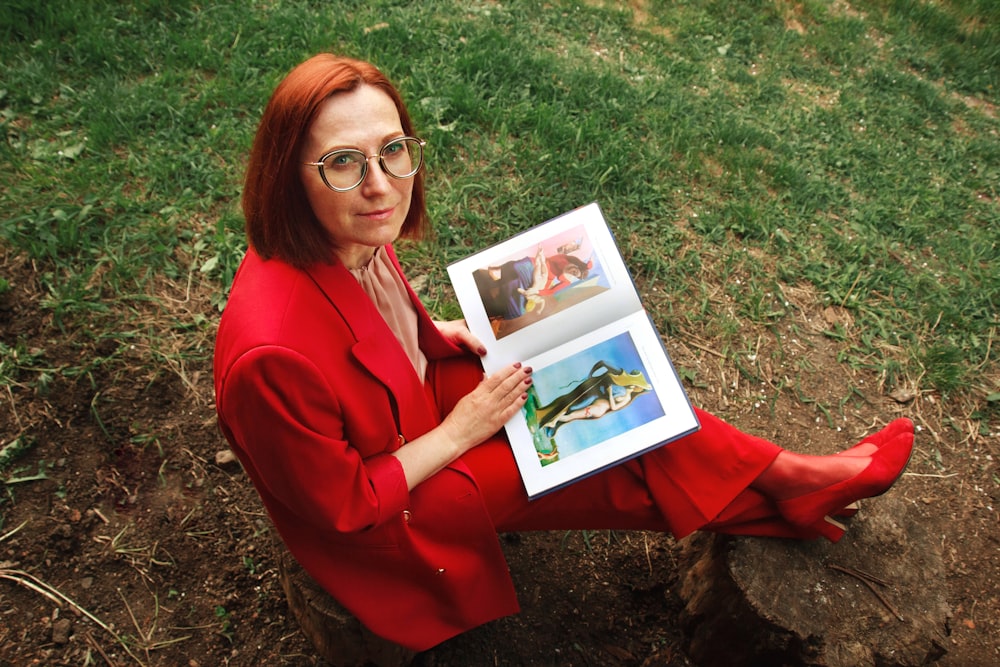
[
  {"left": 521, "top": 332, "right": 664, "bottom": 466},
  {"left": 469, "top": 224, "right": 610, "bottom": 339}
]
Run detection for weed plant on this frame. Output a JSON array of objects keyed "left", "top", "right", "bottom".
[{"left": 1, "top": 0, "right": 997, "bottom": 412}]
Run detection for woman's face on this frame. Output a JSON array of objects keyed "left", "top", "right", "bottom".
[{"left": 300, "top": 84, "right": 413, "bottom": 268}]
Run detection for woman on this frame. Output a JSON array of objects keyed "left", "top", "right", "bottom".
[{"left": 213, "top": 54, "right": 914, "bottom": 652}]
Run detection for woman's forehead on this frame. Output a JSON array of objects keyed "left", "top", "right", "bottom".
[{"left": 308, "top": 85, "right": 403, "bottom": 148}]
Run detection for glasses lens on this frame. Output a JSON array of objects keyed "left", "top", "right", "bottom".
[
  {"left": 320, "top": 150, "right": 366, "bottom": 190},
  {"left": 381, "top": 138, "right": 423, "bottom": 178}
]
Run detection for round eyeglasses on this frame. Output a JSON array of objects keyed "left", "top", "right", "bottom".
[{"left": 304, "top": 136, "right": 426, "bottom": 192}]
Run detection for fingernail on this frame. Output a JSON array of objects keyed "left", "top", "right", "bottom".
[
  {"left": 523, "top": 366, "right": 533, "bottom": 374},
  {"left": 525, "top": 378, "right": 533, "bottom": 386},
  {"left": 513, "top": 362, "right": 522, "bottom": 369},
  {"left": 478, "top": 346, "right": 487, "bottom": 355}
]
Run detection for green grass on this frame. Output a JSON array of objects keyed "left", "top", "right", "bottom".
[{"left": 1, "top": 0, "right": 997, "bottom": 416}]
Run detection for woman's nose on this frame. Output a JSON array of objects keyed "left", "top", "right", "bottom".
[{"left": 360, "top": 156, "right": 393, "bottom": 194}]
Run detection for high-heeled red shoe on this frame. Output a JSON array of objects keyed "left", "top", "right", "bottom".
[
  {"left": 836, "top": 418, "right": 914, "bottom": 457},
  {"left": 776, "top": 420, "right": 914, "bottom": 542},
  {"left": 828, "top": 419, "right": 914, "bottom": 521},
  {"left": 833, "top": 501, "right": 860, "bottom": 519}
]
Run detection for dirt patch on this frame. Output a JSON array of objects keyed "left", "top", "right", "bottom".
[{"left": 1, "top": 244, "right": 998, "bottom": 666}]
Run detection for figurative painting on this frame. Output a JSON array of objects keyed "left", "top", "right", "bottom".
[
  {"left": 470, "top": 224, "right": 610, "bottom": 339},
  {"left": 522, "top": 332, "right": 664, "bottom": 466}
]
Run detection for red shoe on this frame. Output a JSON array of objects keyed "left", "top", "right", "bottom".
[
  {"left": 830, "top": 419, "right": 913, "bottom": 520},
  {"left": 833, "top": 501, "right": 860, "bottom": 518},
  {"left": 836, "top": 418, "right": 914, "bottom": 457},
  {"left": 776, "top": 421, "right": 914, "bottom": 542}
]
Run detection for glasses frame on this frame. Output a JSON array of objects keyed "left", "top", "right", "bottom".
[{"left": 304, "top": 136, "right": 427, "bottom": 192}]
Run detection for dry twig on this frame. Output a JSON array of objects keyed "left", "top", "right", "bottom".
[
  {"left": 0, "top": 519, "right": 28, "bottom": 544},
  {"left": 827, "top": 563, "right": 905, "bottom": 622},
  {"left": 0, "top": 567, "right": 147, "bottom": 666}
]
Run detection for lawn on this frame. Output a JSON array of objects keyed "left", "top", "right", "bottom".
[{"left": 1, "top": 1, "right": 998, "bottom": 665}]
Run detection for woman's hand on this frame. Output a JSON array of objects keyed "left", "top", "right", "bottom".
[
  {"left": 434, "top": 319, "right": 487, "bottom": 356},
  {"left": 439, "top": 362, "right": 532, "bottom": 454},
  {"left": 391, "top": 362, "right": 532, "bottom": 489}
]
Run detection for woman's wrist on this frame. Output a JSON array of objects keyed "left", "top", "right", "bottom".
[{"left": 437, "top": 418, "right": 475, "bottom": 461}]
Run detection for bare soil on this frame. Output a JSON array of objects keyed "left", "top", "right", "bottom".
[{"left": 1, "top": 245, "right": 997, "bottom": 667}]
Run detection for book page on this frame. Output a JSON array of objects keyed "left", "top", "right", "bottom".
[
  {"left": 448, "top": 202, "right": 642, "bottom": 375},
  {"left": 448, "top": 201, "right": 700, "bottom": 498},
  {"left": 506, "top": 311, "right": 699, "bottom": 498}
]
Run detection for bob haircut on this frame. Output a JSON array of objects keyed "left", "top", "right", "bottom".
[{"left": 243, "top": 54, "right": 429, "bottom": 268}]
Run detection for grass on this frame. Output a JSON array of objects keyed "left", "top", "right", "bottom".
[
  {"left": 0, "top": 3, "right": 996, "bottom": 662},
  {"left": 1, "top": 0, "right": 998, "bottom": 416}
]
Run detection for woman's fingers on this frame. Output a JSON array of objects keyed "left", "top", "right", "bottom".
[
  {"left": 434, "top": 319, "right": 488, "bottom": 356},
  {"left": 483, "top": 363, "right": 532, "bottom": 403},
  {"left": 452, "top": 327, "right": 487, "bottom": 356},
  {"left": 447, "top": 363, "right": 532, "bottom": 448}
]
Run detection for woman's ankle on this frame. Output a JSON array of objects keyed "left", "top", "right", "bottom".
[{"left": 752, "top": 451, "right": 869, "bottom": 500}]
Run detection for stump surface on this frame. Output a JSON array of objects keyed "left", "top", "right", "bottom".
[{"left": 677, "top": 494, "right": 950, "bottom": 667}]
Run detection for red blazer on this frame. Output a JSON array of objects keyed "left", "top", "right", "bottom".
[{"left": 213, "top": 246, "right": 519, "bottom": 651}]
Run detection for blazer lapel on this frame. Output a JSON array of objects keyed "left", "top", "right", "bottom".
[{"left": 305, "top": 257, "right": 438, "bottom": 437}]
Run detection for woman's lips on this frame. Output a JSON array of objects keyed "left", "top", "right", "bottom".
[{"left": 360, "top": 206, "right": 395, "bottom": 221}]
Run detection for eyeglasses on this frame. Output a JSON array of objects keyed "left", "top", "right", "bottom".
[{"left": 304, "top": 136, "right": 426, "bottom": 192}]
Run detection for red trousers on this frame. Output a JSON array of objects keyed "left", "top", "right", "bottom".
[{"left": 429, "top": 356, "right": 808, "bottom": 540}]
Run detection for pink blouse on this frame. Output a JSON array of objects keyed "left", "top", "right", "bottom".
[{"left": 349, "top": 247, "right": 429, "bottom": 380}]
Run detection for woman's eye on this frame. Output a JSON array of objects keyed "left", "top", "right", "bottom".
[{"left": 327, "top": 153, "right": 359, "bottom": 168}]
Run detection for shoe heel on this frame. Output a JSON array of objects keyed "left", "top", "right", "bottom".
[
  {"left": 834, "top": 501, "right": 861, "bottom": 519},
  {"left": 818, "top": 515, "right": 847, "bottom": 542}
]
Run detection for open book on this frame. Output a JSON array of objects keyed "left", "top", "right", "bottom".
[{"left": 447, "top": 202, "right": 700, "bottom": 498}]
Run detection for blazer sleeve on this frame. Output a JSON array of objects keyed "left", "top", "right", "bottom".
[{"left": 217, "top": 343, "right": 410, "bottom": 534}]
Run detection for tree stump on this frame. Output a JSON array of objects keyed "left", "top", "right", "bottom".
[
  {"left": 276, "top": 547, "right": 416, "bottom": 667},
  {"left": 675, "top": 494, "right": 950, "bottom": 667}
]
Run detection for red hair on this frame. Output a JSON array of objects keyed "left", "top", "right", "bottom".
[{"left": 243, "top": 54, "right": 429, "bottom": 268}]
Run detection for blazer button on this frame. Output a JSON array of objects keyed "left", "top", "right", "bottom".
[
  {"left": 402, "top": 510, "right": 412, "bottom": 523},
  {"left": 435, "top": 568, "right": 446, "bottom": 575}
]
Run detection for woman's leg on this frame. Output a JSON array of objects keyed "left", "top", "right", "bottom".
[
  {"left": 428, "top": 355, "right": 913, "bottom": 542},
  {"left": 430, "top": 355, "right": 789, "bottom": 535}
]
